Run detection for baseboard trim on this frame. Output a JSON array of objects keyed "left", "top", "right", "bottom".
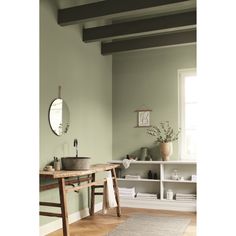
[{"left": 40, "top": 202, "right": 103, "bottom": 236}]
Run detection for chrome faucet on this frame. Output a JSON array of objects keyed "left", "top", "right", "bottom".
[{"left": 73, "top": 139, "right": 79, "bottom": 157}]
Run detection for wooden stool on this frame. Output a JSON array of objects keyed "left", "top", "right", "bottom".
[{"left": 90, "top": 168, "right": 121, "bottom": 217}]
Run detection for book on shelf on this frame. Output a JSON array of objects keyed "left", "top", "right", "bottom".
[
  {"left": 125, "top": 174, "right": 141, "bottom": 180},
  {"left": 136, "top": 192, "right": 157, "bottom": 197},
  {"left": 176, "top": 193, "right": 196, "bottom": 197},
  {"left": 175, "top": 193, "right": 197, "bottom": 201},
  {"left": 119, "top": 187, "right": 136, "bottom": 199},
  {"left": 135, "top": 192, "right": 158, "bottom": 200},
  {"left": 135, "top": 197, "right": 157, "bottom": 200}
]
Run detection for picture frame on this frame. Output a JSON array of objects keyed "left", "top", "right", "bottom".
[{"left": 136, "top": 110, "right": 151, "bottom": 127}]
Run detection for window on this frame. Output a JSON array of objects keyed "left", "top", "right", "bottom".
[{"left": 178, "top": 68, "right": 197, "bottom": 160}]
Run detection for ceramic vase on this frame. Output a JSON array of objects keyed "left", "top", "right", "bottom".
[
  {"left": 159, "top": 142, "right": 173, "bottom": 161},
  {"left": 140, "top": 147, "right": 148, "bottom": 161}
]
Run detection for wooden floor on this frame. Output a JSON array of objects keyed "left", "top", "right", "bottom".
[{"left": 48, "top": 207, "right": 196, "bottom": 236}]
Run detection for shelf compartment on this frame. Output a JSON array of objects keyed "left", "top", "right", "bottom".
[
  {"left": 163, "top": 163, "right": 196, "bottom": 181},
  {"left": 162, "top": 182, "right": 196, "bottom": 199},
  {"left": 118, "top": 180, "right": 160, "bottom": 197},
  {"left": 117, "top": 163, "right": 161, "bottom": 180}
]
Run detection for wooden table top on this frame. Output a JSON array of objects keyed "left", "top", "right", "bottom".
[{"left": 40, "top": 163, "right": 120, "bottom": 179}]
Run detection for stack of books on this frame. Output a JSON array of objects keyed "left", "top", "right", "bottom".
[
  {"left": 136, "top": 192, "right": 157, "bottom": 200},
  {"left": 125, "top": 174, "right": 141, "bottom": 180},
  {"left": 118, "top": 187, "right": 136, "bottom": 199},
  {"left": 175, "top": 193, "right": 197, "bottom": 202}
]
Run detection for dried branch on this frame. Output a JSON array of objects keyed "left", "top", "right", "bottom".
[{"left": 147, "top": 121, "right": 181, "bottom": 143}]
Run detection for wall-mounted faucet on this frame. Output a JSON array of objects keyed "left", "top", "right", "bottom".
[{"left": 73, "top": 139, "right": 79, "bottom": 157}]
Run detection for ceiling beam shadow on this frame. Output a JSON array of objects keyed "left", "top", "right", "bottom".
[
  {"left": 83, "top": 11, "right": 196, "bottom": 42},
  {"left": 101, "top": 29, "right": 196, "bottom": 55}
]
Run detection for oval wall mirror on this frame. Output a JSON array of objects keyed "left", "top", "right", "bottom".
[{"left": 48, "top": 98, "right": 70, "bottom": 136}]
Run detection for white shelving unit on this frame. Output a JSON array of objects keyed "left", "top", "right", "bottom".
[{"left": 110, "top": 160, "right": 197, "bottom": 212}]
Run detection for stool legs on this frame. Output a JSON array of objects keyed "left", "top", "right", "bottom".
[
  {"left": 58, "top": 178, "right": 70, "bottom": 236},
  {"left": 111, "top": 168, "right": 121, "bottom": 217},
  {"left": 90, "top": 173, "right": 96, "bottom": 216}
]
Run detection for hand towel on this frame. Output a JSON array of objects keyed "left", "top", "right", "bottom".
[
  {"left": 122, "top": 159, "right": 131, "bottom": 169},
  {"left": 102, "top": 177, "right": 117, "bottom": 214}
]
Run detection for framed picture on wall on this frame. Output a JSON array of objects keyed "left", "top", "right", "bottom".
[{"left": 136, "top": 110, "right": 151, "bottom": 127}]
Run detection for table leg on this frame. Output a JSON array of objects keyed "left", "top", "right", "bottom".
[
  {"left": 90, "top": 173, "right": 96, "bottom": 216},
  {"left": 111, "top": 168, "right": 121, "bottom": 217},
  {"left": 58, "top": 178, "right": 70, "bottom": 236}
]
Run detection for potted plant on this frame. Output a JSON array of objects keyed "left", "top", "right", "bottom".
[{"left": 147, "top": 121, "right": 181, "bottom": 161}]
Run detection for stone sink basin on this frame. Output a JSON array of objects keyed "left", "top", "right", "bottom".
[{"left": 61, "top": 157, "right": 91, "bottom": 170}]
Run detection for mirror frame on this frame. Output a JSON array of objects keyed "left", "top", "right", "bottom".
[{"left": 48, "top": 98, "right": 70, "bottom": 136}]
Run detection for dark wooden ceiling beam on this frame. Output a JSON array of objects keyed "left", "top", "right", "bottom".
[
  {"left": 83, "top": 11, "right": 196, "bottom": 42},
  {"left": 58, "top": 0, "right": 189, "bottom": 26},
  {"left": 101, "top": 29, "right": 196, "bottom": 55}
]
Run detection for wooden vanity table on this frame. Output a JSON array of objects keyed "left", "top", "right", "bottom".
[{"left": 40, "top": 163, "right": 121, "bottom": 236}]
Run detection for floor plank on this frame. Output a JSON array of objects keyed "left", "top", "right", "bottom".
[{"left": 48, "top": 207, "right": 196, "bottom": 236}]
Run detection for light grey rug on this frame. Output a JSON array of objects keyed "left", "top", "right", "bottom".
[{"left": 107, "top": 215, "right": 191, "bottom": 236}]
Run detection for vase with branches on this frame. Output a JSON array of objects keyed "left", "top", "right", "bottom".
[{"left": 147, "top": 121, "right": 181, "bottom": 161}]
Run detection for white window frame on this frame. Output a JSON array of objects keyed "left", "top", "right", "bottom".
[{"left": 178, "top": 68, "right": 197, "bottom": 160}]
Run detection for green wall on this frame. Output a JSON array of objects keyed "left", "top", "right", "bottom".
[
  {"left": 40, "top": 0, "right": 112, "bottom": 226},
  {"left": 112, "top": 45, "right": 196, "bottom": 161}
]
